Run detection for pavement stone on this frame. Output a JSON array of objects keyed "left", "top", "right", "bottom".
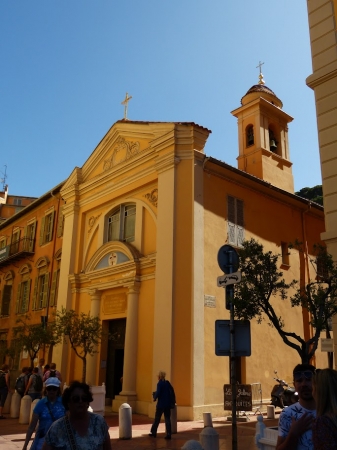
[{"left": 0, "top": 410, "right": 280, "bottom": 450}]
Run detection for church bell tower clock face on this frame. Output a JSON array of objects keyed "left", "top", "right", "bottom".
[{"left": 231, "top": 67, "right": 294, "bottom": 194}]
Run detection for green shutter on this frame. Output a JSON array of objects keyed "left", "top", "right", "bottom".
[
  {"left": 23, "top": 226, "right": 28, "bottom": 251},
  {"left": 32, "top": 278, "right": 38, "bottom": 310},
  {"left": 25, "top": 279, "right": 31, "bottom": 312},
  {"left": 39, "top": 217, "right": 46, "bottom": 246},
  {"left": 42, "top": 273, "right": 49, "bottom": 307},
  {"left": 49, "top": 270, "right": 57, "bottom": 306},
  {"left": 29, "top": 221, "right": 37, "bottom": 252},
  {"left": 16, "top": 283, "right": 21, "bottom": 314},
  {"left": 49, "top": 211, "right": 55, "bottom": 242}
]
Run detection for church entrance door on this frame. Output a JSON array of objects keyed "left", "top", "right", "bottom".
[{"left": 106, "top": 318, "right": 126, "bottom": 400}]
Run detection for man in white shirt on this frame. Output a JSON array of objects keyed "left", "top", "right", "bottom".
[{"left": 276, "top": 363, "right": 316, "bottom": 450}]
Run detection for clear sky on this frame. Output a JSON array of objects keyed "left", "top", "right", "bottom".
[{"left": 0, "top": 1, "right": 321, "bottom": 197}]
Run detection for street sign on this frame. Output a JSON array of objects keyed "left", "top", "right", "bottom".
[
  {"left": 215, "top": 320, "right": 251, "bottom": 356},
  {"left": 321, "top": 338, "right": 334, "bottom": 352},
  {"left": 224, "top": 384, "right": 252, "bottom": 411},
  {"left": 217, "top": 245, "right": 239, "bottom": 274},
  {"left": 217, "top": 271, "right": 241, "bottom": 287}
]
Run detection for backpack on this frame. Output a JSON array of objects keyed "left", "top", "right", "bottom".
[
  {"left": 167, "top": 381, "right": 176, "bottom": 409},
  {"left": 33, "top": 374, "right": 43, "bottom": 392},
  {"left": 15, "top": 375, "right": 25, "bottom": 396},
  {"left": 0, "top": 371, "right": 6, "bottom": 389},
  {"left": 49, "top": 370, "right": 56, "bottom": 378}
]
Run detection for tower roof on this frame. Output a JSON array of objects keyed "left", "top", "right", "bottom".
[{"left": 241, "top": 83, "right": 283, "bottom": 108}]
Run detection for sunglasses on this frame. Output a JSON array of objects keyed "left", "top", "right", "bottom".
[
  {"left": 70, "top": 395, "right": 89, "bottom": 403},
  {"left": 46, "top": 386, "right": 58, "bottom": 391},
  {"left": 294, "top": 371, "right": 314, "bottom": 382}
]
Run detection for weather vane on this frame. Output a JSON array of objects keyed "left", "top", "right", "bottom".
[
  {"left": 121, "top": 92, "right": 132, "bottom": 120},
  {"left": 256, "top": 61, "right": 265, "bottom": 85}
]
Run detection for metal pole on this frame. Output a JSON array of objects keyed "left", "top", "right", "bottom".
[{"left": 228, "top": 251, "right": 237, "bottom": 450}]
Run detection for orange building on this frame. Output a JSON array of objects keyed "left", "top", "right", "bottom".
[
  {"left": 0, "top": 183, "right": 64, "bottom": 378},
  {"left": 0, "top": 185, "right": 37, "bottom": 224}
]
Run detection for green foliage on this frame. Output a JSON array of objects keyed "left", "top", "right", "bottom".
[
  {"left": 234, "top": 238, "right": 337, "bottom": 364},
  {"left": 11, "top": 315, "right": 59, "bottom": 367},
  {"left": 55, "top": 308, "right": 103, "bottom": 382},
  {"left": 295, "top": 185, "right": 323, "bottom": 206}
]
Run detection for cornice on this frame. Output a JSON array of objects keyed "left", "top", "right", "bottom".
[
  {"left": 306, "top": 64, "right": 337, "bottom": 90},
  {"left": 62, "top": 202, "right": 80, "bottom": 218},
  {"left": 155, "top": 153, "right": 180, "bottom": 174}
]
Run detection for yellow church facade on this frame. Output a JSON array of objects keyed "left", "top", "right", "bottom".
[{"left": 52, "top": 82, "right": 326, "bottom": 420}]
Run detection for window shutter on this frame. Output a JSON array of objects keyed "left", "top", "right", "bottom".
[
  {"left": 16, "top": 283, "right": 21, "bottom": 314},
  {"left": 49, "top": 211, "right": 55, "bottom": 242},
  {"left": 39, "top": 217, "right": 46, "bottom": 246},
  {"left": 29, "top": 221, "right": 37, "bottom": 252},
  {"left": 32, "top": 278, "right": 38, "bottom": 310},
  {"left": 49, "top": 270, "right": 57, "bottom": 306},
  {"left": 25, "top": 279, "right": 31, "bottom": 312},
  {"left": 236, "top": 199, "right": 244, "bottom": 247},
  {"left": 42, "top": 273, "right": 49, "bottom": 307},
  {"left": 227, "top": 196, "right": 236, "bottom": 245}
]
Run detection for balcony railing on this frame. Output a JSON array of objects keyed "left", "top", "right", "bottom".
[{"left": 0, "top": 237, "right": 35, "bottom": 266}]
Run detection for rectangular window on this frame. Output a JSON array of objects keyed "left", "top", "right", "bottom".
[
  {"left": 16, "top": 281, "right": 31, "bottom": 314},
  {"left": 49, "top": 269, "right": 60, "bottom": 307},
  {"left": 11, "top": 229, "right": 20, "bottom": 254},
  {"left": 227, "top": 196, "right": 244, "bottom": 247},
  {"left": 108, "top": 212, "right": 121, "bottom": 241},
  {"left": 1, "top": 285, "right": 12, "bottom": 316},
  {"left": 123, "top": 205, "right": 136, "bottom": 242},
  {"left": 0, "top": 238, "right": 6, "bottom": 249},
  {"left": 37, "top": 274, "right": 48, "bottom": 309},
  {"left": 24, "top": 221, "right": 37, "bottom": 252},
  {"left": 107, "top": 204, "right": 136, "bottom": 243},
  {"left": 281, "top": 242, "right": 290, "bottom": 266},
  {"left": 39, "top": 211, "right": 55, "bottom": 245}
]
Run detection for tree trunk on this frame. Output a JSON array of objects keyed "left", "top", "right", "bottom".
[{"left": 82, "top": 357, "right": 87, "bottom": 383}]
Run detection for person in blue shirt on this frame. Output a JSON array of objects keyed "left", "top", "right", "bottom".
[
  {"left": 149, "top": 370, "right": 172, "bottom": 440},
  {"left": 22, "top": 377, "right": 65, "bottom": 450}
]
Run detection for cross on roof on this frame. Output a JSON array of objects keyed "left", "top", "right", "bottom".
[
  {"left": 256, "top": 61, "right": 265, "bottom": 85},
  {"left": 121, "top": 92, "right": 132, "bottom": 120}
]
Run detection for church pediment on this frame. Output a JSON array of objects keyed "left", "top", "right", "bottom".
[
  {"left": 85, "top": 241, "right": 141, "bottom": 273},
  {"left": 95, "top": 250, "right": 130, "bottom": 270}
]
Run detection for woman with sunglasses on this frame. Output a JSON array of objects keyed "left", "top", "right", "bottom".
[
  {"left": 42, "top": 381, "right": 111, "bottom": 450},
  {"left": 22, "top": 377, "right": 65, "bottom": 450},
  {"left": 312, "top": 368, "right": 337, "bottom": 450}
]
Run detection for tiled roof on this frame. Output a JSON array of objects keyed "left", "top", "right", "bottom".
[{"left": 241, "top": 84, "right": 282, "bottom": 106}]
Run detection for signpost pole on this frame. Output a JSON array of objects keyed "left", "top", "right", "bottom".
[{"left": 228, "top": 251, "right": 237, "bottom": 450}]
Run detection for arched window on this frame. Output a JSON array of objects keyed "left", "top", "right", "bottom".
[
  {"left": 268, "top": 127, "right": 278, "bottom": 153},
  {"left": 246, "top": 125, "right": 254, "bottom": 147},
  {"left": 107, "top": 204, "right": 136, "bottom": 243}
]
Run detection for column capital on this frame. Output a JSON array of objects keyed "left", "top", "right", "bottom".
[
  {"left": 125, "top": 281, "right": 141, "bottom": 295},
  {"left": 88, "top": 288, "right": 102, "bottom": 300}
]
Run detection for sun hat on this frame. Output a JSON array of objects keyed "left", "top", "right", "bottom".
[{"left": 45, "top": 377, "right": 61, "bottom": 387}]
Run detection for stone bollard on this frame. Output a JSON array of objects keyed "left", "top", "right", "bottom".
[
  {"left": 267, "top": 405, "right": 275, "bottom": 419},
  {"left": 30, "top": 399, "right": 40, "bottom": 422},
  {"left": 119, "top": 403, "right": 132, "bottom": 439},
  {"left": 200, "top": 427, "right": 219, "bottom": 450},
  {"left": 3, "top": 391, "right": 13, "bottom": 413},
  {"left": 181, "top": 440, "right": 204, "bottom": 450},
  {"left": 19, "top": 395, "right": 32, "bottom": 424},
  {"left": 171, "top": 405, "right": 177, "bottom": 434},
  {"left": 203, "top": 412, "right": 213, "bottom": 427},
  {"left": 10, "top": 391, "right": 21, "bottom": 418}
]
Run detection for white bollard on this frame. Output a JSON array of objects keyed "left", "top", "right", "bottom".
[
  {"left": 200, "top": 427, "right": 219, "bottom": 450},
  {"left": 10, "top": 391, "right": 21, "bottom": 418},
  {"left": 119, "top": 403, "right": 132, "bottom": 439},
  {"left": 3, "top": 391, "right": 12, "bottom": 413},
  {"left": 19, "top": 395, "right": 32, "bottom": 424},
  {"left": 267, "top": 405, "right": 275, "bottom": 419},
  {"left": 181, "top": 440, "right": 204, "bottom": 450},
  {"left": 30, "top": 399, "right": 40, "bottom": 422},
  {"left": 171, "top": 405, "right": 177, "bottom": 434},
  {"left": 203, "top": 412, "right": 213, "bottom": 427}
]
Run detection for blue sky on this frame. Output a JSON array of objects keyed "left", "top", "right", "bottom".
[{"left": 0, "top": 1, "right": 321, "bottom": 197}]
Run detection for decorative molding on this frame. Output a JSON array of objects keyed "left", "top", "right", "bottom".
[
  {"left": 88, "top": 213, "right": 102, "bottom": 233},
  {"left": 103, "top": 137, "right": 140, "bottom": 171},
  {"left": 144, "top": 189, "right": 158, "bottom": 208}
]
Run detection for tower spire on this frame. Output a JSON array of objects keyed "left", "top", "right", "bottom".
[{"left": 256, "top": 61, "right": 265, "bottom": 85}]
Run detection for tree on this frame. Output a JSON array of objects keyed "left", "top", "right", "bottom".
[
  {"left": 233, "top": 238, "right": 337, "bottom": 364},
  {"left": 11, "top": 315, "right": 59, "bottom": 368},
  {"left": 295, "top": 185, "right": 323, "bottom": 206},
  {"left": 55, "top": 308, "right": 103, "bottom": 382}
]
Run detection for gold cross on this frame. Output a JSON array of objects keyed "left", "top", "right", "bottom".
[
  {"left": 121, "top": 92, "right": 132, "bottom": 120},
  {"left": 256, "top": 61, "right": 265, "bottom": 85}
]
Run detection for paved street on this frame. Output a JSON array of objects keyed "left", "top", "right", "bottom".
[{"left": 0, "top": 410, "right": 279, "bottom": 450}]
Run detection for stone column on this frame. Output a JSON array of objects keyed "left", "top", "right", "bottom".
[
  {"left": 112, "top": 282, "right": 140, "bottom": 411},
  {"left": 86, "top": 289, "right": 102, "bottom": 385}
]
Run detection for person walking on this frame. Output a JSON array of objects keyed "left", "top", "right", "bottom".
[
  {"left": 42, "top": 380, "right": 111, "bottom": 450},
  {"left": 43, "top": 363, "right": 62, "bottom": 382},
  {"left": 276, "top": 363, "right": 316, "bottom": 450},
  {"left": 22, "top": 377, "right": 65, "bottom": 450},
  {"left": 312, "top": 368, "right": 337, "bottom": 449},
  {"left": 0, "top": 364, "right": 10, "bottom": 419},
  {"left": 149, "top": 370, "right": 174, "bottom": 440},
  {"left": 25, "top": 367, "right": 43, "bottom": 401}
]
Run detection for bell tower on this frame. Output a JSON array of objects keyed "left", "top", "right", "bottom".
[{"left": 231, "top": 72, "right": 294, "bottom": 193}]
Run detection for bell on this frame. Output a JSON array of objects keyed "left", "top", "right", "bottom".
[{"left": 270, "top": 140, "right": 277, "bottom": 152}]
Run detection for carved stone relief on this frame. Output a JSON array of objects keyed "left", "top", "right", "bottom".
[
  {"left": 144, "top": 188, "right": 158, "bottom": 208},
  {"left": 103, "top": 137, "right": 140, "bottom": 171}
]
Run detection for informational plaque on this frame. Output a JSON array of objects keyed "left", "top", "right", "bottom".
[
  {"left": 223, "top": 384, "right": 252, "bottom": 411},
  {"left": 102, "top": 293, "right": 127, "bottom": 315}
]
